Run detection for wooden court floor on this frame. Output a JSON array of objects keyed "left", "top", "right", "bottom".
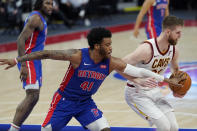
[{"left": 0, "top": 27, "right": 197, "bottom": 128}]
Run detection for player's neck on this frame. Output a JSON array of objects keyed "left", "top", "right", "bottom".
[
  {"left": 89, "top": 49, "right": 104, "bottom": 64},
  {"left": 157, "top": 34, "right": 170, "bottom": 52},
  {"left": 36, "top": 10, "right": 47, "bottom": 19}
]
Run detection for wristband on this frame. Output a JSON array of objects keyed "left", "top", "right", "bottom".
[{"left": 14, "top": 58, "right": 18, "bottom": 64}]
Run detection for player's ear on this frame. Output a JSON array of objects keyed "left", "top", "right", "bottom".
[
  {"left": 165, "top": 29, "right": 170, "bottom": 37},
  {"left": 94, "top": 44, "right": 100, "bottom": 50}
]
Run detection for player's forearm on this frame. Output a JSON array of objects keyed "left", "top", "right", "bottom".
[
  {"left": 123, "top": 64, "right": 164, "bottom": 82},
  {"left": 117, "top": 70, "right": 137, "bottom": 81},
  {"left": 17, "top": 38, "right": 26, "bottom": 65},
  {"left": 165, "top": 8, "right": 169, "bottom": 17},
  {"left": 165, "top": 0, "right": 170, "bottom": 16},
  {"left": 170, "top": 61, "right": 179, "bottom": 74},
  {"left": 171, "top": 67, "right": 179, "bottom": 74},
  {"left": 16, "top": 49, "right": 75, "bottom": 62},
  {"left": 134, "top": 15, "right": 142, "bottom": 29},
  {"left": 17, "top": 37, "right": 26, "bottom": 56},
  {"left": 134, "top": 8, "right": 146, "bottom": 29},
  {"left": 16, "top": 50, "right": 50, "bottom": 62},
  {"left": 139, "top": 68, "right": 164, "bottom": 82}
]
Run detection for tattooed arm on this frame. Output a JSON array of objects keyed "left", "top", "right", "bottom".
[
  {"left": 17, "top": 49, "right": 79, "bottom": 61},
  {"left": 0, "top": 49, "right": 82, "bottom": 69}
]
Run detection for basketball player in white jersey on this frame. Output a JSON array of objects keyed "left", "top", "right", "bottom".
[{"left": 120, "top": 16, "right": 184, "bottom": 131}]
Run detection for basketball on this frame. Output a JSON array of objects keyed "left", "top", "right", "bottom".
[{"left": 169, "top": 71, "right": 192, "bottom": 96}]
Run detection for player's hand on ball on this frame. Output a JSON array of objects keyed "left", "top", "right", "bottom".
[
  {"left": 0, "top": 59, "right": 17, "bottom": 70},
  {"left": 164, "top": 78, "right": 183, "bottom": 88},
  {"left": 169, "top": 71, "right": 192, "bottom": 97},
  {"left": 168, "top": 72, "right": 186, "bottom": 86},
  {"left": 171, "top": 71, "right": 187, "bottom": 82}
]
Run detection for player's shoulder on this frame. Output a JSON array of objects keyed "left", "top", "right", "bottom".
[
  {"left": 29, "top": 12, "right": 42, "bottom": 20},
  {"left": 109, "top": 56, "right": 126, "bottom": 72},
  {"left": 69, "top": 49, "right": 82, "bottom": 68},
  {"left": 110, "top": 56, "right": 123, "bottom": 65},
  {"left": 138, "top": 40, "right": 153, "bottom": 50},
  {"left": 134, "top": 40, "right": 153, "bottom": 57},
  {"left": 28, "top": 13, "right": 43, "bottom": 24}
]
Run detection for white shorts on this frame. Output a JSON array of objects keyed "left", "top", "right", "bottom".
[{"left": 124, "top": 85, "right": 173, "bottom": 121}]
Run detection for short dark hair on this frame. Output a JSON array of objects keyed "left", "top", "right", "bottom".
[
  {"left": 87, "top": 27, "right": 112, "bottom": 49},
  {"left": 162, "top": 16, "right": 184, "bottom": 30},
  {"left": 33, "top": 0, "right": 44, "bottom": 10}
]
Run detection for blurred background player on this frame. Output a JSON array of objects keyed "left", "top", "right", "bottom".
[
  {"left": 121, "top": 16, "right": 184, "bottom": 131},
  {"left": 8, "top": 0, "right": 53, "bottom": 131},
  {"left": 133, "top": 0, "right": 169, "bottom": 39}
]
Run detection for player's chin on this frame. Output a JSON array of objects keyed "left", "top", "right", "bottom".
[
  {"left": 106, "top": 54, "right": 111, "bottom": 58},
  {"left": 47, "top": 11, "right": 52, "bottom": 15}
]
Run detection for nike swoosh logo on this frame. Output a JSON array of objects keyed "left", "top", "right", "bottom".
[
  {"left": 84, "top": 62, "right": 91, "bottom": 65},
  {"left": 154, "top": 55, "right": 159, "bottom": 57}
]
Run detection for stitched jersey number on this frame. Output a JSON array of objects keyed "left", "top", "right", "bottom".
[
  {"left": 80, "top": 81, "right": 94, "bottom": 91},
  {"left": 152, "top": 69, "right": 164, "bottom": 74}
]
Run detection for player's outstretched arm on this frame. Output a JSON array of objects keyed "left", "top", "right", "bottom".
[
  {"left": 16, "top": 49, "right": 80, "bottom": 61},
  {"left": 0, "top": 49, "right": 80, "bottom": 70},
  {"left": 110, "top": 57, "right": 183, "bottom": 88}
]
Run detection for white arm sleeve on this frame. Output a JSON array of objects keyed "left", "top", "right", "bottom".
[{"left": 123, "top": 64, "right": 164, "bottom": 82}]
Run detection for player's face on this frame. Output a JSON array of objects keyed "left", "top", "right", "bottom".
[
  {"left": 168, "top": 26, "right": 182, "bottom": 45},
  {"left": 42, "top": 0, "right": 53, "bottom": 15},
  {"left": 99, "top": 38, "right": 112, "bottom": 59}
]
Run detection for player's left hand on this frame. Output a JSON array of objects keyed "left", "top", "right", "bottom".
[
  {"left": 168, "top": 72, "right": 186, "bottom": 88},
  {"left": 0, "top": 59, "right": 16, "bottom": 70},
  {"left": 164, "top": 78, "right": 183, "bottom": 88},
  {"left": 20, "top": 64, "right": 28, "bottom": 81},
  {"left": 133, "top": 28, "right": 139, "bottom": 38},
  {"left": 171, "top": 71, "right": 186, "bottom": 80}
]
